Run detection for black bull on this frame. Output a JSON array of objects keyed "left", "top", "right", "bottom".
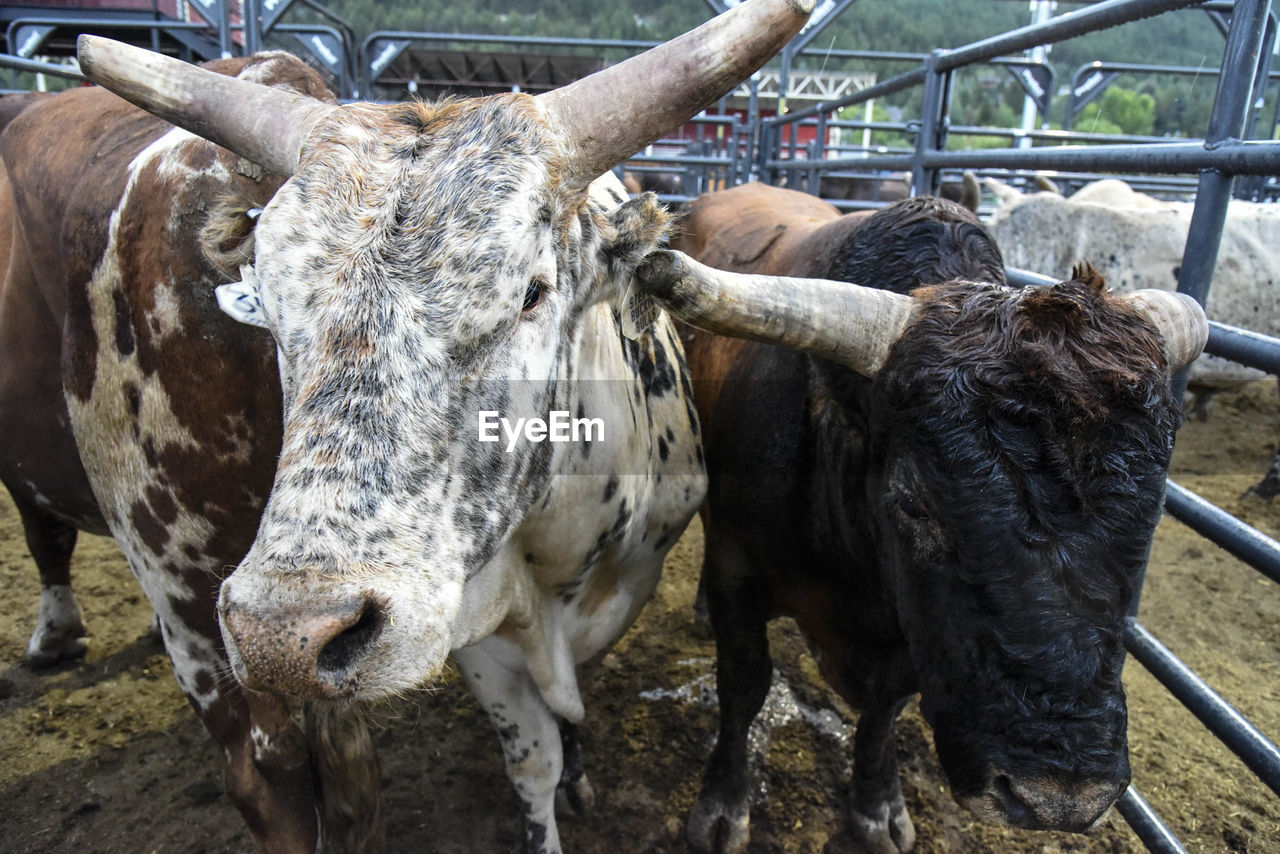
[{"left": 638, "top": 190, "right": 1198, "bottom": 854}]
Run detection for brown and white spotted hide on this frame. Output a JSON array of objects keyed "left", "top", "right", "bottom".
[
  {"left": 3, "top": 55, "right": 372, "bottom": 853},
  {"left": 1, "top": 53, "right": 706, "bottom": 854}
]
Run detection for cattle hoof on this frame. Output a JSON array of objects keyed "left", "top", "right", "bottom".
[
  {"left": 555, "top": 774, "right": 595, "bottom": 818},
  {"left": 25, "top": 634, "right": 88, "bottom": 668},
  {"left": 686, "top": 797, "right": 749, "bottom": 854},
  {"left": 846, "top": 798, "right": 915, "bottom": 854}
]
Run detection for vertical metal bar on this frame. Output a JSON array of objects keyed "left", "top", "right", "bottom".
[
  {"left": 913, "top": 51, "right": 949, "bottom": 196},
  {"left": 1170, "top": 0, "right": 1272, "bottom": 400},
  {"left": 219, "top": 0, "right": 233, "bottom": 58},
  {"left": 1176, "top": 0, "right": 1270, "bottom": 305},
  {"left": 1243, "top": 13, "right": 1277, "bottom": 139},
  {"left": 1136, "top": 10, "right": 1271, "bottom": 612},
  {"left": 1019, "top": 0, "right": 1055, "bottom": 148},
  {"left": 747, "top": 75, "right": 761, "bottom": 182},
  {"left": 812, "top": 108, "right": 829, "bottom": 195},
  {"left": 779, "top": 42, "right": 793, "bottom": 119},
  {"left": 806, "top": 138, "right": 819, "bottom": 193},
  {"left": 244, "top": 0, "right": 260, "bottom": 54},
  {"left": 728, "top": 116, "right": 740, "bottom": 188},
  {"left": 787, "top": 121, "right": 799, "bottom": 188},
  {"left": 758, "top": 121, "right": 774, "bottom": 184}
]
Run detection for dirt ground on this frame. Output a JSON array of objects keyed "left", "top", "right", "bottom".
[{"left": 1, "top": 382, "right": 1278, "bottom": 854}]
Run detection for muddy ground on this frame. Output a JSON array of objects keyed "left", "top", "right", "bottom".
[{"left": 1, "top": 382, "right": 1278, "bottom": 854}]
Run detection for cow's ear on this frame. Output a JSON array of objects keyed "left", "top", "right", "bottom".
[
  {"left": 603, "top": 194, "right": 672, "bottom": 274},
  {"left": 597, "top": 192, "right": 672, "bottom": 339},
  {"left": 215, "top": 264, "right": 270, "bottom": 329}
]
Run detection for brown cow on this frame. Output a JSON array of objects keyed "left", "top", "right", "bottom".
[
  {"left": 637, "top": 187, "right": 1208, "bottom": 853},
  {"left": 0, "top": 0, "right": 813, "bottom": 850},
  {"left": 0, "top": 88, "right": 83, "bottom": 666}
]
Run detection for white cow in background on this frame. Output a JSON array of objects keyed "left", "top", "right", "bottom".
[{"left": 986, "top": 178, "right": 1280, "bottom": 497}]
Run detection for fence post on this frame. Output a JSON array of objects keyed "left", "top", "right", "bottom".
[
  {"left": 912, "top": 50, "right": 951, "bottom": 196},
  {"left": 1170, "top": 0, "right": 1273, "bottom": 400}
]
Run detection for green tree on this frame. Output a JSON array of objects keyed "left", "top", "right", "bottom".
[{"left": 1077, "top": 86, "right": 1155, "bottom": 136}]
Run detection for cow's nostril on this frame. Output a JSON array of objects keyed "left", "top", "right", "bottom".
[
  {"left": 991, "top": 774, "right": 1035, "bottom": 826},
  {"left": 315, "top": 601, "right": 383, "bottom": 677}
]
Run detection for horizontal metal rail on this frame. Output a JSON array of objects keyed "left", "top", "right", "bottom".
[
  {"left": 794, "top": 139, "right": 1280, "bottom": 176},
  {"left": 361, "top": 30, "right": 660, "bottom": 54},
  {"left": 0, "top": 52, "right": 82, "bottom": 80},
  {"left": 1207, "top": 321, "right": 1280, "bottom": 375},
  {"left": 766, "top": 0, "right": 1208, "bottom": 129},
  {"left": 6, "top": 15, "right": 212, "bottom": 39},
  {"left": 937, "top": 0, "right": 1208, "bottom": 74},
  {"left": 1070, "top": 59, "right": 1280, "bottom": 82},
  {"left": 1124, "top": 619, "right": 1280, "bottom": 797},
  {"left": 1164, "top": 480, "right": 1280, "bottom": 586},
  {"left": 920, "top": 140, "right": 1280, "bottom": 174},
  {"left": 777, "top": 55, "right": 1055, "bottom": 124}
]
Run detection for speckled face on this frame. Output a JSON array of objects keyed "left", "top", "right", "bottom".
[{"left": 216, "top": 95, "right": 671, "bottom": 700}]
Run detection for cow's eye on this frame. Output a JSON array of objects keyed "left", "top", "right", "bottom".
[
  {"left": 897, "top": 495, "right": 929, "bottom": 521},
  {"left": 522, "top": 279, "right": 545, "bottom": 314}
]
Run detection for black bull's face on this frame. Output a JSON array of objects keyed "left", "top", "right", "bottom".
[{"left": 864, "top": 279, "right": 1181, "bottom": 830}]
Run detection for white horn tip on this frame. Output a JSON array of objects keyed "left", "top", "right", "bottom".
[
  {"left": 76, "top": 34, "right": 101, "bottom": 70},
  {"left": 1128, "top": 289, "right": 1209, "bottom": 370}
]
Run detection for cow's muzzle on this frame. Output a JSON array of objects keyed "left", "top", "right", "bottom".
[
  {"left": 220, "top": 593, "right": 386, "bottom": 699},
  {"left": 958, "top": 772, "right": 1125, "bottom": 832}
]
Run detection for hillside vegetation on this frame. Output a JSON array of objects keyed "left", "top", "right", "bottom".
[{"left": 310, "top": 0, "right": 1254, "bottom": 139}]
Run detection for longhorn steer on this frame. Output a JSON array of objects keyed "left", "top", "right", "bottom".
[
  {"left": 0, "top": 1, "right": 815, "bottom": 850},
  {"left": 635, "top": 188, "right": 1208, "bottom": 853}
]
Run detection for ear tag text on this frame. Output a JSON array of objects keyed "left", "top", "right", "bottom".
[{"left": 620, "top": 280, "right": 659, "bottom": 340}]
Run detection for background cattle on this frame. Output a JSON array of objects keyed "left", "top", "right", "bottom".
[
  {"left": 0, "top": 92, "right": 55, "bottom": 131},
  {"left": 0, "top": 0, "right": 813, "bottom": 850},
  {"left": 986, "top": 177, "right": 1280, "bottom": 496},
  {"left": 669, "top": 182, "right": 873, "bottom": 279},
  {"left": 637, "top": 186, "right": 1207, "bottom": 853}
]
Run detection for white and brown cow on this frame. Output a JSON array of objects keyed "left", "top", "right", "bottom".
[{"left": 0, "top": 0, "right": 813, "bottom": 850}]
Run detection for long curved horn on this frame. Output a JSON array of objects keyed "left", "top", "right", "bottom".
[
  {"left": 76, "top": 35, "right": 335, "bottom": 176},
  {"left": 1124, "top": 290, "right": 1209, "bottom": 371},
  {"left": 635, "top": 249, "right": 915, "bottom": 378},
  {"left": 537, "top": 0, "right": 813, "bottom": 190}
]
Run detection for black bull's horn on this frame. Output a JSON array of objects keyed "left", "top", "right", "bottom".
[
  {"left": 634, "top": 249, "right": 1209, "bottom": 378},
  {"left": 77, "top": 0, "right": 814, "bottom": 185}
]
